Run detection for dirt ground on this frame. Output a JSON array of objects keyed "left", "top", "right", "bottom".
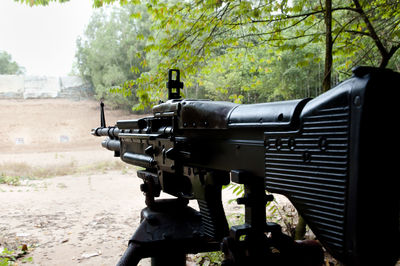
[
  {"left": 0, "top": 98, "right": 136, "bottom": 153},
  {"left": 0, "top": 99, "right": 243, "bottom": 266}
]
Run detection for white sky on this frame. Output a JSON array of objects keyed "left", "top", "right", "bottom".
[{"left": 0, "top": 0, "right": 94, "bottom": 76}]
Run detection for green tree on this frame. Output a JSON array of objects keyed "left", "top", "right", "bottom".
[
  {"left": 21, "top": 0, "right": 400, "bottom": 105},
  {"left": 346, "top": 0, "right": 400, "bottom": 68},
  {"left": 0, "top": 51, "right": 25, "bottom": 75},
  {"left": 75, "top": 4, "right": 150, "bottom": 110},
  {"left": 195, "top": 42, "right": 325, "bottom": 103},
  {"left": 85, "top": 0, "right": 398, "bottom": 100}
]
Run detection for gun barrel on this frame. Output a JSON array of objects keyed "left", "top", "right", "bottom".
[{"left": 91, "top": 127, "right": 121, "bottom": 138}]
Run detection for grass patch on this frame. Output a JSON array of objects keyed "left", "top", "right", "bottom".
[
  {"left": 0, "top": 175, "right": 21, "bottom": 186},
  {"left": 0, "top": 245, "right": 32, "bottom": 266},
  {"left": 0, "top": 161, "right": 81, "bottom": 179},
  {"left": 0, "top": 160, "right": 134, "bottom": 186},
  {"left": 78, "top": 160, "right": 130, "bottom": 173},
  {"left": 191, "top": 251, "right": 224, "bottom": 265}
]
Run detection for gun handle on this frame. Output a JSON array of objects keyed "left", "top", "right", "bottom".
[
  {"left": 197, "top": 191, "right": 228, "bottom": 240},
  {"left": 189, "top": 170, "right": 230, "bottom": 240}
]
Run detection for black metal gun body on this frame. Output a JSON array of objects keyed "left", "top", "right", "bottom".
[{"left": 93, "top": 67, "right": 399, "bottom": 266}]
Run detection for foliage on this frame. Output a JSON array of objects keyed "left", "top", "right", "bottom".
[
  {"left": 74, "top": 4, "right": 150, "bottom": 111},
  {"left": 197, "top": 43, "right": 328, "bottom": 103},
  {"left": 14, "top": 0, "right": 135, "bottom": 6},
  {"left": 224, "top": 183, "right": 299, "bottom": 237},
  {"left": 225, "top": 181, "right": 317, "bottom": 242},
  {"left": 0, "top": 51, "right": 25, "bottom": 75},
  {"left": 13, "top": 0, "right": 69, "bottom": 6},
  {"left": 0, "top": 174, "right": 21, "bottom": 186},
  {"left": 0, "top": 246, "right": 32, "bottom": 266},
  {"left": 193, "top": 251, "right": 224, "bottom": 265},
  {"left": 18, "top": 0, "right": 400, "bottom": 108},
  {"left": 328, "top": 0, "right": 400, "bottom": 69},
  {"left": 83, "top": 0, "right": 399, "bottom": 107}
]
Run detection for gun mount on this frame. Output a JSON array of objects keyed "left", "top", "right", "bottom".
[{"left": 92, "top": 67, "right": 399, "bottom": 266}]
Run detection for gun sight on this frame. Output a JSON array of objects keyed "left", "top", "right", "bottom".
[{"left": 166, "top": 69, "right": 183, "bottom": 100}]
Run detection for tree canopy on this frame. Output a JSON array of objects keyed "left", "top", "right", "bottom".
[
  {"left": 14, "top": 0, "right": 69, "bottom": 6},
  {"left": 74, "top": 4, "right": 151, "bottom": 110},
  {"left": 117, "top": 0, "right": 399, "bottom": 106},
  {"left": 18, "top": 0, "right": 400, "bottom": 109},
  {"left": 0, "top": 51, "right": 25, "bottom": 75}
]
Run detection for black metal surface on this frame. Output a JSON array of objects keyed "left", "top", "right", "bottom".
[
  {"left": 100, "top": 101, "right": 106, "bottom": 127},
  {"left": 92, "top": 126, "right": 120, "bottom": 138},
  {"left": 349, "top": 67, "right": 400, "bottom": 265},
  {"left": 101, "top": 138, "right": 120, "bottom": 151},
  {"left": 122, "top": 152, "right": 155, "bottom": 168},
  {"left": 265, "top": 101, "right": 350, "bottom": 255},
  {"left": 179, "top": 100, "right": 238, "bottom": 129},
  {"left": 116, "top": 118, "right": 148, "bottom": 130},
  {"left": 228, "top": 98, "right": 310, "bottom": 128}
]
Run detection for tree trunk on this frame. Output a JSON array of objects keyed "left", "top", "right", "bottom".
[
  {"left": 379, "top": 46, "right": 400, "bottom": 68},
  {"left": 379, "top": 55, "right": 390, "bottom": 68},
  {"left": 323, "top": 0, "right": 333, "bottom": 92}
]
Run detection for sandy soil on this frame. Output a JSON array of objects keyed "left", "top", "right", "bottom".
[
  {"left": 0, "top": 167, "right": 243, "bottom": 266},
  {"left": 0, "top": 169, "right": 150, "bottom": 266},
  {"left": 0, "top": 99, "right": 242, "bottom": 265},
  {"left": 0, "top": 98, "right": 138, "bottom": 154}
]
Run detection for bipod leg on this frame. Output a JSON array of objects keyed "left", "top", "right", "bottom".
[
  {"left": 116, "top": 243, "right": 141, "bottom": 266},
  {"left": 117, "top": 198, "right": 221, "bottom": 266},
  {"left": 117, "top": 240, "right": 186, "bottom": 266},
  {"left": 222, "top": 170, "right": 272, "bottom": 265}
]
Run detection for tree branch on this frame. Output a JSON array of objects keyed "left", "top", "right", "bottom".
[
  {"left": 343, "top": 30, "right": 370, "bottom": 37},
  {"left": 352, "top": 0, "right": 389, "bottom": 61}
]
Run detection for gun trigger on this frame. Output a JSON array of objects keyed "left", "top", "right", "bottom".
[{"left": 166, "top": 148, "right": 191, "bottom": 160}]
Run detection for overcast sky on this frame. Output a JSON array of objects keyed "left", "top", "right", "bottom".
[{"left": 0, "top": 0, "right": 94, "bottom": 76}]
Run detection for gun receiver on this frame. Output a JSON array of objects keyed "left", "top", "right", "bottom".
[{"left": 93, "top": 67, "right": 399, "bottom": 266}]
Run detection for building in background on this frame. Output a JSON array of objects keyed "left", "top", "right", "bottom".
[{"left": 0, "top": 75, "right": 93, "bottom": 100}]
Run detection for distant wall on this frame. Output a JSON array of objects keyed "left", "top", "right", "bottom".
[
  {"left": 0, "top": 75, "right": 93, "bottom": 99},
  {"left": 0, "top": 75, "right": 24, "bottom": 98}
]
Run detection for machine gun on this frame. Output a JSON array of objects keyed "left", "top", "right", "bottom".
[{"left": 92, "top": 67, "right": 399, "bottom": 266}]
